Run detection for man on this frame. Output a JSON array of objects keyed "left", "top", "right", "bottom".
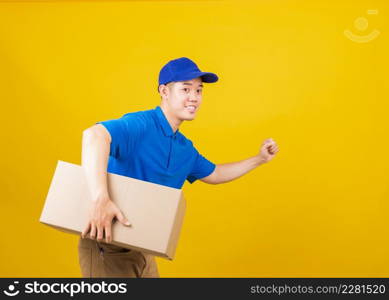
[{"left": 78, "top": 57, "right": 279, "bottom": 278}]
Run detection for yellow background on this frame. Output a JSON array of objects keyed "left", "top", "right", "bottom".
[{"left": 0, "top": 0, "right": 388, "bottom": 277}]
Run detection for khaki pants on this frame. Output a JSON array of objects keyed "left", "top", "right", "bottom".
[{"left": 78, "top": 237, "right": 159, "bottom": 278}]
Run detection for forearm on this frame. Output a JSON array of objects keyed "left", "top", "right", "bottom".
[
  {"left": 81, "top": 127, "right": 111, "bottom": 202},
  {"left": 81, "top": 126, "right": 131, "bottom": 241},
  {"left": 212, "top": 155, "right": 265, "bottom": 184}
]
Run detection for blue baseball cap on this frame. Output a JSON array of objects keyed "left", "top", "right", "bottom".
[{"left": 158, "top": 57, "right": 218, "bottom": 92}]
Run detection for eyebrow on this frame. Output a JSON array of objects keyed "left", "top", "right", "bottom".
[{"left": 182, "top": 82, "right": 203, "bottom": 88}]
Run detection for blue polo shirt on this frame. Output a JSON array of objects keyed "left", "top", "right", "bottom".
[{"left": 97, "top": 106, "right": 216, "bottom": 189}]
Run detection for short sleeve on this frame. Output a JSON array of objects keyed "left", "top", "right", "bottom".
[
  {"left": 97, "top": 113, "right": 146, "bottom": 159},
  {"left": 186, "top": 149, "right": 216, "bottom": 184}
]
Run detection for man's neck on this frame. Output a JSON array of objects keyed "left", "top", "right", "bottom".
[{"left": 160, "top": 105, "right": 182, "bottom": 133}]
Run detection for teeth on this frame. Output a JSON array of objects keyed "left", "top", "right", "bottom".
[{"left": 186, "top": 105, "right": 196, "bottom": 112}]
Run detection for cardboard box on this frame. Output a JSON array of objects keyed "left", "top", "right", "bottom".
[{"left": 40, "top": 160, "right": 186, "bottom": 260}]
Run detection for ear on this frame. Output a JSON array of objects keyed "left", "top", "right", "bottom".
[{"left": 159, "top": 84, "right": 169, "bottom": 100}]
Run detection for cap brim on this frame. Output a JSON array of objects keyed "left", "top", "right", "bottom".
[
  {"left": 199, "top": 72, "right": 218, "bottom": 83},
  {"left": 173, "top": 71, "right": 218, "bottom": 83}
]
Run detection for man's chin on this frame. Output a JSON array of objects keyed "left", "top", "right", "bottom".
[
  {"left": 180, "top": 112, "right": 197, "bottom": 121},
  {"left": 185, "top": 114, "right": 196, "bottom": 121}
]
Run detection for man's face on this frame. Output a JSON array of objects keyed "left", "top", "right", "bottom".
[{"left": 161, "top": 77, "right": 203, "bottom": 121}]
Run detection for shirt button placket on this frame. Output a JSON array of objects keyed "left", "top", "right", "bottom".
[{"left": 167, "top": 136, "right": 173, "bottom": 169}]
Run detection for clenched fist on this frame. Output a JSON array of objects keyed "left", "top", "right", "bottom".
[{"left": 258, "top": 138, "right": 279, "bottom": 163}]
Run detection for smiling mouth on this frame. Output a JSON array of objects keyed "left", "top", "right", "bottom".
[{"left": 185, "top": 105, "right": 197, "bottom": 113}]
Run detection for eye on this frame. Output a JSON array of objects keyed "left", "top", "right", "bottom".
[
  {"left": 183, "top": 88, "right": 189, "bottom": 93},
  {"left": 197, "top": 89, "right": 202, "bottom": 93}
]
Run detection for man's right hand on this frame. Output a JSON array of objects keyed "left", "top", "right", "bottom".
[{"left": 81, "top": 195, "right": 131, "bottom": 244}]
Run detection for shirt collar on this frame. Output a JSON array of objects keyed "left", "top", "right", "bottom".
[{"left": 154, "top": 106, "right": 178, "bottom": 137}]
